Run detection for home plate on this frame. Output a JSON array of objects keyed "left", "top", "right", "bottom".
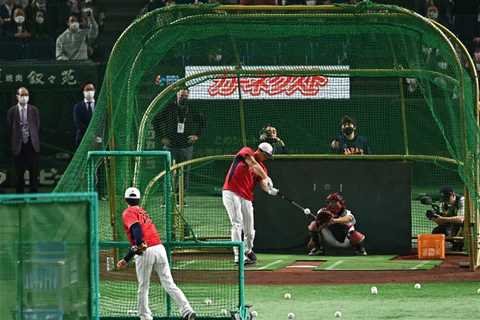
[{"left": 286, "top": 261, "right": 323, "bottom": 269}]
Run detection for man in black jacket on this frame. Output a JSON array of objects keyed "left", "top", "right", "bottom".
[{"left": 73, "top": 82, "right": 96, "bottom": 147}]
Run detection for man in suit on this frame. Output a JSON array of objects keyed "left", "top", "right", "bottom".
[
  {"left": 73, "top": 82, "right": 96, "bottom": 147},
  {"left": 6, "top": 86, "right": 40, "bottom": 193}
]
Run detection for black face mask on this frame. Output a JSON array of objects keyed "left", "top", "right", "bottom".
[{"left": 342, "top": 127, "right": 354, "bottom": 135}]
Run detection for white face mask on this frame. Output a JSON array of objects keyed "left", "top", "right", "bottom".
[
  {"left": 18, "top": 96, "right": 29, "bottom": 105},
  {"left": 36, "top": 16, "right": 44, "bottom": 24},
  {"left": 70, "top": 21, "right": 80, "bottom": 32},
  {"left": 83, "top": 90, "right": 95, "bottom": 100},
  {"left": 14, "top": 15, "right": 25, "bottom": 24}
]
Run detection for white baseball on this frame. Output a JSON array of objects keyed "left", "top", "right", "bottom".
[
  {"left": 221, "top": 309, "right": 228, "bottom": 316},
  {"left": 414, "top": 283, "right": 421, "bottom": 289},
  {"left": 284, "top": 292, "right": 292, "bottom": 300},
  {"left": 251, "top": 310, "right": 258, "bottom": 317},
  {"left": 334, "top": 311, "right": 342, "bottom": 318},
  {"left": 204, "top": 298, "right": 213, "bottom": 305},
  {"left": 95, "top": 136, "right": 103, "bottom": 143},
  {"left": 370, "top": 286, "right": 378, "bottom": 295},
  {"left": 304, "top": 208, "right": 311, "bottom": 215},
  {"left": 476, "top": 288, "right": 480, "bottom": 294},
  {"left": 287, "top": 312, "right": 295, "bottom": 320}
]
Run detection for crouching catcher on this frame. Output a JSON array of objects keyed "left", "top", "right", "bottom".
[{"left": 307, "top": 192, "right": 367, "bottom": 256}]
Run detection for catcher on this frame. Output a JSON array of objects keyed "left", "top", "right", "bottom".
[{"left": 307, "top": 192, "right": 367, "bottom": 256}]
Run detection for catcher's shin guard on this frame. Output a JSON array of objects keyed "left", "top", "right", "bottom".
[{"left": 348, "top": 230, "right": 367, "bottom": 255}]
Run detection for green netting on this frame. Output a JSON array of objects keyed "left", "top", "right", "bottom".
[
  {"left": 99, "top": 241, "right": 246, "bottom": 320},
  {"left": 55, "top": 2, "right": 479, "bottom": 267},
  {"left": 0, "top": 193, "right": 98, "bottom": 320}
]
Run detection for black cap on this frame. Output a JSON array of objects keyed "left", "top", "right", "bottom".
[
  {"left": 439, "top": 185, "right": 454, "bottom": 200},
  {"left": 341, "top": 115, "right": 357, "bottom": 127}
]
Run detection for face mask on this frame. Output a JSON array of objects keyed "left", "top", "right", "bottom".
[
  {"left": 14, "top": 16, "right": 25, "bottom": 24},
  {"left": 18, "top": 96, "right": 29, "bottom": 105},
  {"left": 342, "top": 127, "right": 354, "bottom": 135},
  {"left": 214, "top": 54, "right": 222, "bottom": 62},
  {"left": 83, "top": 90, "right": 95, "bottom": 100},
  {"left": 70, "top": 22, "right": 80, "bottom": 32},
  {"left": 428, "top": 7, "right": 438, "bottom": 20},
  {"left": 36, "top": 16, "right": 44, "bottom": 24}
]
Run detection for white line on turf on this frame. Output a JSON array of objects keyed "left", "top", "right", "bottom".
[
  {"left": 286, "top": 265, "right": 317, "bottom": 268},
  {"left": 326, "top": 260, "right": 344, "bottom": 270},
  {"left": 175, "top": 260, "right": 196, "bottom": 268},
  {"left": 258, "top": 260, "right": 283, "bottom": 270},
  {"left": 410, "top": 260, "right": 432, "bottom": 270}
]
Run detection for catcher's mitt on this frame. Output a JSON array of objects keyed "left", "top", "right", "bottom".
[
  {"left": 315, "top": 208, "right": 334, "bottom": 226},
  {"left": 132, "top": 242, "right": 148, "bottom": 255}
]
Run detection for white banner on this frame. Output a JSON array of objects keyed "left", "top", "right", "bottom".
[{"left": 185, "top": 65, "right": 350, "bottom": 100}]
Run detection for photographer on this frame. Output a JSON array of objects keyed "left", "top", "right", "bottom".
[
  {"left": 426, "top": 186, "right": 464, "bottom": 251},
  {"left": 259, "top": 124, "right": 287, "bottom": 154}
]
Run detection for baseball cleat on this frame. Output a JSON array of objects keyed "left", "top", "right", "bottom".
[
  {"left": 308, "top": 247, "right": 324, "bottom": 256},
  {"left": 246, "top": 251, "right": 257, "bottom": 262},
  {"left": 182, "top": 312, "right": 196, "bottom": 320},
  {"left": 244, "top": 257, "right": 256, "bottom": 265}
]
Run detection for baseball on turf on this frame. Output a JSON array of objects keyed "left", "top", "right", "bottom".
[
  {"left": 334, "top": 311, "right": 342, "bottom": 318},
  {"left": 204, "top": 298, "right": 213, "bottom": 305},
  {"left": 221, "top": 309, "right": 228, "bottom": 316},
  {"left": 284, "top": 293, "right": 292, "bottom": 300},
  {"left": 370, "top": 286, "right": 378, "bottom": 295},
  {"left": 251, "top": 311, "right": 258, "bottom": 317},
  {"left": 414, "top": 283, "right": 422, "bottom": 289},
  {"left": 476, "top": 288, "right": 480, "bottom": 294},
  {"left": 287, "top": 312, "right": 295, "bottom": 320}
]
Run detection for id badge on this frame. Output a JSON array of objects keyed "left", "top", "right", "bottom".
[{"left": 177, "top": 122, "right": 185, "bottom": 134}]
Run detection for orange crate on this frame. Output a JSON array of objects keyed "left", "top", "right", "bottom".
[{"left": 417, "top": 234, "right": 445, "bottom": 259}]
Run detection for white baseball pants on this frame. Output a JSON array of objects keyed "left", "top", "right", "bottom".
[
  {"left": 135, "top": 244, "right": 193, "bottom": 320},
  {"left": 320, "top": 227, "right": 354, "bottom": 248},
  {"left": 222, "top": 190, "right": 255, "bottom": 261}
]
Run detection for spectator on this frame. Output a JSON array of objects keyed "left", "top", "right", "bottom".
[
  {"left": 6, "top": 87, "right": 41, "bottom": 194},
  {"left": 259, "top": 124, "right": 287, "bottom": 154},
  {"left": 73, "top": 82, "right": 96, "bottom": 147},
  {"left": 29, "top": 9, "right": 47, "bottom": 38},
  {"left": 4, "top": 7, "right": 31, "bottom": 39},
  {"left": 153, "top": 89, "right": 205, "bottom": 195},
  {"left": 0, "top": 0, "right": 19, "bottom": 26},
  {"left": 330, "top": 115, "right": 371, "bottom": 155},
  {"left": 56, "top": 13, "right": 98, "bottom": 60},
  {"left": 429, "top": 186, "right": 465, "bottom": 251}
]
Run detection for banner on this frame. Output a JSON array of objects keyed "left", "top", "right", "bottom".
[{"left": 185, "top": 65, "right": 350, "bottom": 99}]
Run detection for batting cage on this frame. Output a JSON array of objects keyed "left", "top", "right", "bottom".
[
  {"left": 55, "top": 2, "right": 479, "bottom": 270},
  {"left": 0, "top": 193, "right": 99, "bottom": 320},
  {"left": 87, "top": 151, "right": 248, "bottom": 320}
]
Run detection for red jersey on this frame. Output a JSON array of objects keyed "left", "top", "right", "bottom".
[
  {"left": 223, "top": 147, "right": 267, "bottom": 201},
  {"left": 122, "top": 206, "right": 162, "bottom": 247}
]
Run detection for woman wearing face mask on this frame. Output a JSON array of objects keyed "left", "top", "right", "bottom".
[
  {"left": 6, "top": 7, "right": 31, "bottom": 39},
  {"left": 330, "top": 115, "right": 371, "bottom": 155}
]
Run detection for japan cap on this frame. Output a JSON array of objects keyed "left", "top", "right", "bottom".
[
  {"left": 124, "top": 187, "right": 141, "bottom": 199},
  {"left": 258, "top": 142, "right": 273, "bottom": 159}
]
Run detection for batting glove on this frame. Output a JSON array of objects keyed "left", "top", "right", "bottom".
[{"left": 267, "top": 187, "right": 279, "bottom": 196}]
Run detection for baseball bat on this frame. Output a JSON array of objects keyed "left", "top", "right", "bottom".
[{"left": 278, "top": 191, "right": 316, "bottom": 218}]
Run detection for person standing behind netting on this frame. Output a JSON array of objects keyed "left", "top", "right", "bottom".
[
  {"left": 6, "top": 86, "right": 40, "bottom": 193},
  {"left": 259, "top": 124, "right": 287, "bottom": 154},
  {"left": 153, "top": 89, "right": 205, "bottom": 195},
  {"left": 222, "top": 142, "right": 279, "bottom": 265},
  {"left": 330, "top": 115, "right": 371, "bottom": 155},
  {"left": 117, "top": 187, "right": 197, "bottom": 320},
  {"left": 73, "top": 82, "right": 96, "bottom": 147}
]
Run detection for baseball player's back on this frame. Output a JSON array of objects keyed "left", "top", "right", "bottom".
[{"left": 122, "top": 205, "right": 161, "bottom": 247}]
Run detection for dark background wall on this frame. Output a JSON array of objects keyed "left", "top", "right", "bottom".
[{"left": 254, "top": 159, "right": 412, "bottom": 255}]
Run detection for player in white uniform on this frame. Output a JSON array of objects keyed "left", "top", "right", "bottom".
[{"left": 117, "top": 187, "right": 196, "bottom": 320}]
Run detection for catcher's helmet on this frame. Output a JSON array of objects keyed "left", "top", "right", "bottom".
[{"left": 326, "top": 192, "right": 346, "bottom": 206}]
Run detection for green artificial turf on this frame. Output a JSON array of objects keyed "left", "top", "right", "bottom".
[{"left": 246, "top": 282, "right": 480, "bottom": 320}]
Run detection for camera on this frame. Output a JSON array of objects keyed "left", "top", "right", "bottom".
[{"left": 420, "top": 195, "right": 441, "bottom": 220}]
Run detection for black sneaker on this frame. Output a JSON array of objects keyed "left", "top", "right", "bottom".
[
  {"left": 244, "top": 257, "right": 256, "bottom": 265},
  {"left": 246, "top": 251, "right": 257, "bottom": 262},
  {"left": 182, "top": 312, "right": 196, "bottom": 320},
  {"left": 355, "top": 247, "right": 367, "bottom": 256},
  {"left": 308, "top": 247, "right": 324, "bottom": 256}
]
